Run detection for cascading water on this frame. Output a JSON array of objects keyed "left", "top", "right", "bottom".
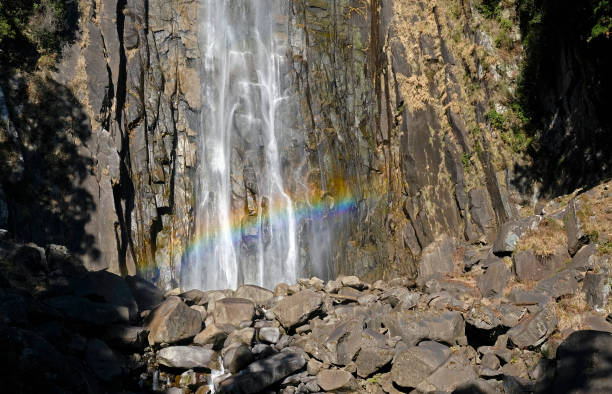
[{"left": 182, "top": 0, "right": 300, "bottom": 290}]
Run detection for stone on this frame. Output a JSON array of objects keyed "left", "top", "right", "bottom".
[
  {"left": 259, "top": 327, "right": 281, "bottom": 344},
  {"left": 480, "top": 353, "right": 500, "bottom": 370},
  {"left": 417, "top": 235, "right": 461, "bottom": 283},
  {"left": 583, "top": 271, "right": 611, "bottom": 311},
  {"left": 508, "top": 289, "right": 552, "bottom": 306},
  {"left": 380, "top": 287, "right": 420, "bottom": 308},
  {"left": 234, "top": 285, "right": 274, "bottom": 305},
  {"left": 565, "top": 197, "right": 589, "bottom": 255},
  {"left": 307, "top": 358, "right": 323, "bottom": 375},
  {"left": 86, "top": 339, "right": 122, "bottom": 381},
  {"left": 271, "top": 290, "right": 323, "bottom": 329},
  {"left": 567, "top": 243, "right": 598, "bottom": 271},
  {"left": 507, "top": 306, "right": 557, "bottom": 349},
  {"left": 217, "top": 352, "right": 306, "bottom": 393},
  {"left": 194, "top": 323, "right": 234, "bottom": 349},
  {"left": 513, "top": 247, "right": 570, "bottom": 282},
  {"left": 392, "top": 343, "right": 451, "bottom": 388},
  {"left": 45, "top": 295, "right": 129, "bottom": 325},
  {"left": 551, "top": 330, "right": 612, "bottom": 393},
  {"left": 104, "top": 325, "right": 148, "bottom": 349},
  {"left": 180, "top": 289, "right": 207, "bottom": 305},
  {"left": 147, "top": 296, "right": 202, "bottom": 345},
  {"left": 415, "top": 353, "right": 478, "bottom": 392},
  {"left": 477, "top": 259, "right": 510, "bottom": 298},
  {"left": 466, "top": 305, "right": 503, "bottom": 331},
  {"left": 355, "top": 345, "right": 394, "bottom": 377},
  {"left": 453, "top": 379, "right": 499, "bottom": 394},
  {"left": 213, "top": 298, "right": 255, "bottom": 327},
  {"left": 251, "top": 343, "right": 277, "bottom": 359},
  {"left": 324, "top": 280, "right": 342, "bottom": 294},
  {"left": 339, "top": 275, "right": 365, "bottom": 289},
  {"left": 492, "top": 216, "right": 541, "bottom": 255},
  {"left": 534, "top": 269, "right": 581, "bottom": 299},
  {"left": 224, "top": 327, "right": 255, "bottom": 347},
  {"left": 222, "top": 343, "right": 253, "bottom": 373},
  {"left": 71, "top": 271, "right": 139, "bottom": 320},
  {"left": 316, "top": 370, "right": 356, "bottom": 391},
  {"left": 125, "top": 275, "right": 164, "bottom": 311},
  {"left": 379, "top": 309, "right": 466, "bottom": 346},
  {"left": 157, "top": 346, "right": 218, "bottom": 370}
]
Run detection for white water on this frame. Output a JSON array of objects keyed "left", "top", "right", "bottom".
[{"left": 183, "top": 0, "right": 298, "bottom": 290}]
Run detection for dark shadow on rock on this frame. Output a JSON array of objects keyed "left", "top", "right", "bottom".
[
  {"left": 512, "top": 0, "right": 612, "bottom": 197},
  {"left": 0, "top": 75, "right": 100, "bottom": 262}
]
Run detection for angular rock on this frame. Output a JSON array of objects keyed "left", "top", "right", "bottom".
[
  {"left": 552, "top": 330, "right": 612, "bottom": 393},
  {"left": 534, "top": 269, "right": 581, "bottom": 299},
  {"left": 507, "top": 306, "right": 557, "bottom": 349},
  {"left": 104, "top": 325, "right": 148, "bottom": 349},
  {"left": 72, "top": 270, "right": 139, "bottom": 320},
  {"left": 477, "top": 259, "right": 510, "bottom": 298},
  {"left": 453, "top": 379, "right": 500, "bottom": 394},
  {"left": 565, "top": 197, "right": 589, "bottom": 255},
  {"left": 224, "top": 327, "right": 255, "bottom": 348},
  {"left": 339, "top": 275, "right": 365, "bottom": 289},
  {"left": 86, "top": 339, "right": 122, "bottom": 381},
  {"left": 234, "top": 285, "right": 273, "bottom": 305},
  {"left": 45, "top": 295, "right": 129, "bottom": 325},
  {"left": 316, "top": 369, "right": 356, "bottom": 391},
  {"left": 217, "top": 352, "right": 306, "bottom": 393},
  {"left": 355, "top": 345, "right": 393, "bottom": 378},
  {"left": 416, "top": 352, "right": 477, "bottom": 392},
  {"left": 380, "top": 309, "right": 466, "bottom": 346},
  {"left": 259, "top": 327, "right": 281, "bottom": 344},
  {"left": 147, "top": 296, "right": 202, "bottom": 345},
  {"left": 492, "top": 216, "right": 541, "bottom": 255},
  {"left": 513, "top": 247, "right": 570, "bottom": 282},
  {"left": 567, "top": 243, "right": 598, "bottom": 271},
  {"left": 380, "top": 287, "right": 420, "bottom": 308},
  {"left": 180, "top": 289, "right": 207, "bottom": 305},
  {"left": 125, "top": 275, "right": 164, "bottom": 311},
  {"left": 194, "top": 323, "right": 234, "bottom": 349},
  {"left": 583, "top": 271, "right": 611, "bottom": 311},
  {"left": 466, "top": 305, "right": 503, "bottom": 330},
  {"left": 417, "top": 235, "right": 461, "bottom": 282},
  {"left": 157, "top": 346, "right": 218, "bottom": 369},
  {"left": 508, "top": 289, "right": 552, "bottom": 306},
  {"left": 223, "top": 343, "right": 253, "bottom": 373},
  {"left": 213, "top": 298, "right": 255, "bottom": 327},
  {"left": 392, "top": 343, "right": 451, "bottom": 388},
  {"left": 271, "top": 290, "right": 323, "bottom": 329}
]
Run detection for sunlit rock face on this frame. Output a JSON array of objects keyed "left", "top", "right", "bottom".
[{"left": 25, "top": 0, "right": 532, "bottom": 289}]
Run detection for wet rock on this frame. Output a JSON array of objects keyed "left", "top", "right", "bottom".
[
  {"left": 234, "top": 285, "right": 274, "bottom": 305},
  {"left": 477, "top": 259, "right": 510, "bottom": 298},
  {"left": 565, "top": 197, "right": 589, "bottom": 255},
  {"left": 492, "top": 216, "right": 541, "bottom": 255},
  {"left": 217, "top": 352, "right": 306, "bottom": 393},
  {"left": 86, "top": 339, "right": 122, "bottom": 381},
  {"left": 147, "top": 296, "right": 202, "bottom": 345},
  {"left": 507, "top": 306, "right": 557, "bottom": 349},
  {"left": 417, "top": 235, "right": 461, "bottom": 283},
  {"left": 222, "top": 343, "right": 253, "bottom": 373},
  {"left": 157, "top": 346, "right": 218, "bottom": 370},
  {"left": 259, "top": 327, "right": 281, "bottom": 344},
  {"left": 316, "top": 369, "right": 356, "bottom": 391},
  {"left": 551, "top": 330, "right": 612, "bottom": 393},
  {"left": 392, "top": 342, "right": 451, "bottom": 388},
  {"left": 125, "top": 275, "right": 164, "bottom": 311},
  {"left": 213, "top": 298, "right": 255, "bottom": 327},
  {"left": 583, "top": 271, "right": 611, "bottom": 311},
  {"left": 271, "top": 290, "right": 323, "bottom": 329},
  {"left": 194, "top": 323, "right": 234, "bottom": 349}
]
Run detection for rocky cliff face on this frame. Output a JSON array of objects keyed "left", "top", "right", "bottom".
[{"left": 1, "top": 0, "right": 608, "bottom": 286}]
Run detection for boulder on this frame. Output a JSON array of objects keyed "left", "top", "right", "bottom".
[
  {"left": 565, "top": 197, "right": 589, "bottom": 255},
  {"left": 271, "top": 289, "right": 323, "bottom": 329},
  {"left": 157, "top": 346, "right": 218, "bottom": 369},
  {"left": 193, "top": 323, "right": 234, "bottom": 349},
  {"left": 222, "top": 343, "right": 253, "bottom": 373},
  {"left": 316, "top": 369, "right": 356, "bottom": 391},
  {"left": 477, "top": 259, "right": 510, "bottom": 298},
  {"left": 72, "top": 270, "right": 139, "bottom": 320},
  {"left": 86, "top": 339, "right": 122, "bottom": 381},
  {"left": 217, "top": 352, "right": 306, "bottom": 393},
  {"left": 583, "top": 271, "right": 611, "bottom": 311},
  {"left": 45, "top": 295, "right": 129, "bottom": 325},
  {"left": 417, "top": 235, "right": 461, "bottom": 283},
  {"left": 224, "top": 327, "right": 255, "bottom": 347},
  {"left": 180, "top": 289, "right": 207, "bottom": 305},
  {"left": 513, "top": 247, "right": 569, "bottom": 282},
  {"left": 104, "top": 325, "right": 148, "bottom": 349},
  {"left": 567, "top": 244, "right": 598, "bottom": 271},
  {"left": 552, "top": 330, "right": 612, "bottom": 393},
  {"left": 339, "top": 275, "right": 366, "bottom": 289},
  {"left": 258, "top": 327, "right": 281, "bottom": 344},
  {"left": 379, "top": 310, "right": 466, "bottom": 346},
  {"left": 507, "top": 306, "right": 557, "bottom": 349},
  {"left": 534, "top": 269, "right": 581, "bottom": 299},
  {"left": 492, "top": 216, "right": 541, "bottom": 255},
  {"left": 213, "top": 298, "right": 255, "bottom": 327},
  {"left": 415, "top": 353, "right": 478, "bottom": 392},
  {"left": 234, "top": 285, "right": 273, "bottom": 305},
  {"left": 147, "top": 296, "right": 202, "bottom": 345},
  {"left": 125, "top": 275, "right": 164, "bottom": 311},
  {"left": 392, "top": 342, "right": 451, "bottom": 388}
]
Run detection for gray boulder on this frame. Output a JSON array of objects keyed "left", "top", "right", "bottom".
[
  {"left": 583, "top": 271, "right": 611, "bottom": 311},
  {"left": 565, "top": 197, "right": 589, "bottom": 255},
  {"left": 147, "top": 296, "right": 202, "bottom": 345},
  {"left": 492, "top": 216, "right": 541, "bottom": 255},
  {"left": 217, "top": 352, "right": 306, "bottom": 393},
  {"left": 316, "top": 369, "right": 356, "bottom": 391},
  {"left": 157, "top": 346, "right": 218, "bottom": 369},
  {"left": 392, "top": 342, "right": 451, "bottom": 388},
  {"left": 125, "top": 275, "right": 164, "bottom": 311},
  {"left": 213, "top": 298, "right": 255, "bottom": 327},
  {"left": 417, "top": 235, "right": 461, "bottom": 283},
  {"left": 258, "top": 327, "right": 281, "bottom": 344},
  {"left": 234, "top": 285, "right": 274, "bottom": 305},
  {"left": 271, "top": 289, "right": 323, "bottom": 329},
  {"left": 513, "top": 247, "right": 569, "bottom": 282},
  {"left": 508, "top": 306, "right": 557, "bottom": 349},
  {"left": 222, "top": 343, "right": 253, "bottom": 373},
  {"left": 477, "top": 259, "right": 510, "bottom": 298},
  {"left": 416, "top": 352, "right": 478, "bottom": 392},
  {"left": 534, "top": 269, "right": 581, "bottom": 299},
  {"left": 379, "top": 309, "right": 467, "bottom": 346}
]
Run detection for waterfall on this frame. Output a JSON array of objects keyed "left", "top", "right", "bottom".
[{"left": 182, "top": 0, "right": 299, "bottom": 290}]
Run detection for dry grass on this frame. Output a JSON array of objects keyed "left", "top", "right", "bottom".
[
  {"left": 550, "top": 292, "right": 591, "bottom": 335},
  {"left": 576, "top": 182, "right": 612, "bottom": 250},
  {"left": 515, "top": 218, "right": 568, "bottom": 257}
]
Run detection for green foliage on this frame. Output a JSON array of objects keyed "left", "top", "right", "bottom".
[
  {"left": 591, "top": 1, "right": 612, "bottom": 40},
  {"left": 478, "top": 0, "right": 502, "bottom": 19},
  {"left": 486, "top": 107, "right": 533, "bottom": 154},
  {"left": 486, "top": 109, "right": 506, "bottom": 129},
  {"left": 598, "top": 240, "right": 612, "bottom": 255},
  {"left": 461, "top": 152, "right": 472, "bottom": 171}
]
